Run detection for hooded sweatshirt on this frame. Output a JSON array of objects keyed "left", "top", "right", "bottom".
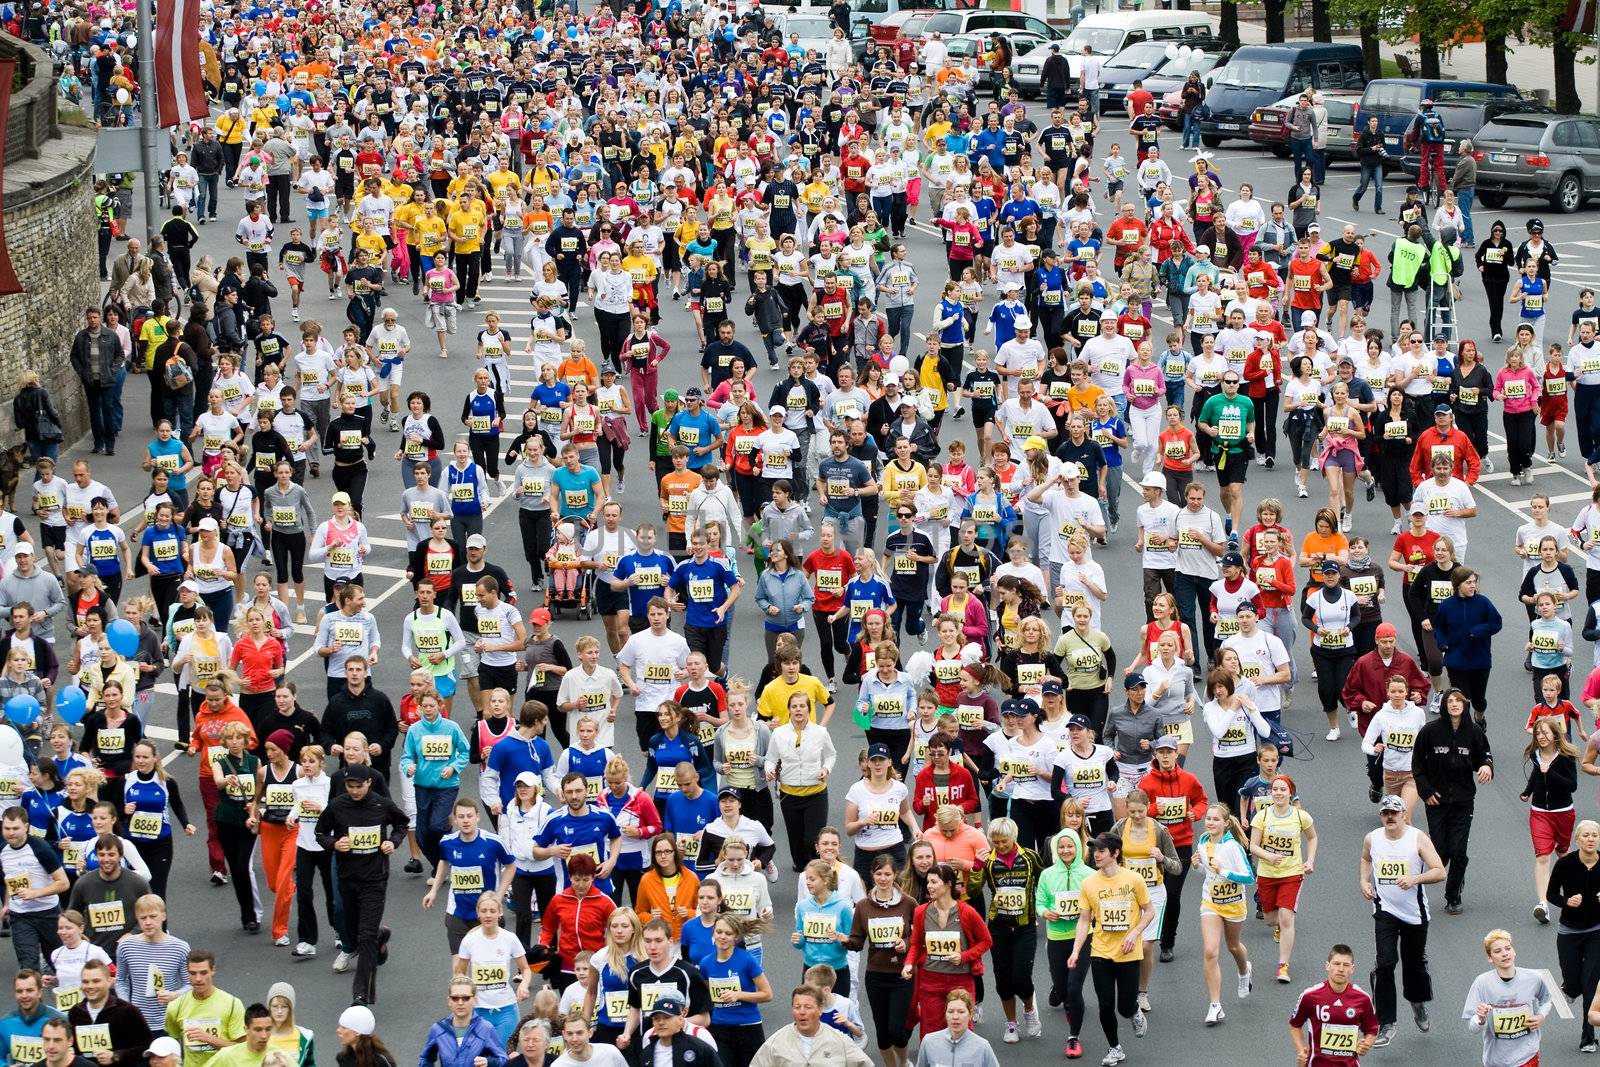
[{"left": 1035, "top": 829, "right": 1095, "bottom": 941}]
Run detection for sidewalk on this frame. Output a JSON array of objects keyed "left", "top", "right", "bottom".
[{"left": 1228, "top": 21, "right": 1599, "bottom": 111}]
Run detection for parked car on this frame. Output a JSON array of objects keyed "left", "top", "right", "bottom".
[
  {"left": 1012, "top": 10, "right": 1216, "bottom": 99},
  {"left": 941, "top": 32, "right": 1051, "bottom": 92},
  {"left": 1356, "top": 79, "right": 1529, "bottom": 160},
  {"left": 887, "top": 7, "right": 1062, "bottom": 57},
  {"left": 1394, "top": 98, "right": 1550, "bottom": 178},
  {"left": 1247, "top": 88, "right": 1361, "bottom": 162},
  {"left": 771, "top": 12, "right": 873, "bottom": 62},
  {"left": 1472, "top": 113, "right": 1600, "bottom": 213},
  {"left": 862, "top": 0, "right": 962, "bottom": 47},
  {"left": 1153, "top": 49, "right": 1236, "bottom": 129},
  {"left": 1096, "top": 35, "right": 1221, "bottom": 115},
  {"left": 1199, "top": 42, "right": 1366, "bottom": 146}
]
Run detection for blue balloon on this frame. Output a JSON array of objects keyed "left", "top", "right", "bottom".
[
  {"left": 55, "top": 687, "right": 87, "bottom": 726},
  {"left": 107, "top": 619, "right": 140, "bottom": 659},
  {"left": 3, "top": 694, "right": 39, "bottom": 727}
]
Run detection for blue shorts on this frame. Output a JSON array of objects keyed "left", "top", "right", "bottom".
[{"left": 306, "top": 206, "right": 329, "bottom": 221}]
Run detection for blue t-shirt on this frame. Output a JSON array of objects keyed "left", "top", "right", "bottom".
[
  {"left": 146, "top": 438, "right": 188, "bottom": 491},
  {"left": 668, "top": 555, "right": 739, "bottom": 629},
  {"left": 680, "top": 917, "right": 716, "bottom": 970},
  {"left": 438, "top": 829, "right": 514, "bottom": 920},
  {"left": 612, "top": 550, "right": 677, "bottom": 617},
  {"left": 815, "top": 456, "right": 871, "bottom": 519},
  {"left": 534, "top": 805, "right": 622, "bottom": 892},
  {"left": 667, "top": 410, "right": 723, "bottom": 469},
  {"left": 550, "top": 464, "right": 602, "bottom": 520},
  {"left": 485, "top": 733, "right": 556, "bottom": 808},
  {"left": 842, "top": 576, "right": 894, "bottom": 644},
  {"left": 140, "top": 523, "right": 187, "bottom": 576},
  {"left": 662, "top": 788, "right": 718, "bottom": 842},
  {"left": 696, "top": 947, "right": 764, "bottom": 1026},
  {"left": 1091, "top": 416, "right": 1127, "bottom": 468},
  {"left": 82, "top": 527, "right": 123, "bottom": 578}
]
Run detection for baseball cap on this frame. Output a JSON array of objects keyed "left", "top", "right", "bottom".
[
  {"left": 197, "top": 517, "right": 219, "bottom": 531},
  {"left": 514, "top": 771, "right": 540, "bottom": 788},
  {"left": 769, "top": 404, "right": 786, "bottom": 416},
  {"left": 1152, "top": 734, "right": 1180, "bottom": 751},
  {"left": 1221, "top": 552, "right": 1245, "bottom": 568},
  {"left": 1139, "top": 471, "right": 1165, "bottom": 490},
  {"left": 650, "top": 993, "right": 688, "bottom": 1018},
  {"left": 1014, "top": 316, "right": 1032, "bottom": 330},
  {"left": 1066, "top": 714, "right": 1095, "bottom": 731},
  {"left": 684, "top": 387, "right": 705, "bottom": 400},
  {"left": 11, "top": 544, "right": 31, "bottom": 556},
  {"left": 1023, "top": 435, "right": 1048, "bottom": 453},
  {"left": 1124, "top": 673, "right": 1146, "bottom": 689},
  {"left": 867, "top": 743, "right": 892, "bottom": 761},
  {"left": 1000, "top": 697, "right": 1040, "bottom": 718},
  {"left": 1410, "top": 501, "right": 1428, "bottom": 515},
  {"left": 1378, "top": 794, "right": 1406, "bottom": 813},
  {"left": 528, "top": 608, "right": 552, "bottom": 626},
  {"left": 718, "top": 786, "right": 741, "bottom": 801},
  {"left": 1317, "top": 560, "right": 1341, "bottom": 575},
  {"left": 1040, "top": 678, "right": 1064, "bottom": 696},
  {"left": 146, "top": 1038, "right": 182, "bottom": 1059},
  {"left": 1433, "top": 404, "right": 1452, "bottom": 415},
  {"left": 466, "top": 534, "right": 488, "bottom": 548},
  {"left": 343, "top": 765, "right": 375, "bottom": 783},
  {"left": 330, "top": 492, "right": 351, "bottom": 506},
  {"left": 1300, "top": 311, "right": 1317, "bottom": 328}
]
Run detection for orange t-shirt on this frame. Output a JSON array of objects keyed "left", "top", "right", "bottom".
[
  {"left": 1299, "top": 531, "right": 1349, "bottom": 579},
  {"left": 659, "top": 470, "right": 702, "bottom": 534}
]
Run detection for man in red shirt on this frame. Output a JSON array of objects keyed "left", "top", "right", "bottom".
[
  {"left": 1407, "top": 406, "right": 1482, "bottom": 486},
  {"left": 802, "top": 524, "right": 857, "bottom": 685},
  {"left": 840, "top": 141, "right": 872, "bottom": 202},
  {"left": 1241, "top": 246, "right": 1282, "bottom": 303},
  {"left": 1103, "top": 202, "right": 1148, "bottom": 275},
  {"left": 1288, "top": 945, "right": 1379, "bottom": 1066},
  {"left": 1126, "top": 80, "right": 1155, "bottom": 122},
  {"left": 1287, "top": 238, "right": 1332, "bottom": 321}
]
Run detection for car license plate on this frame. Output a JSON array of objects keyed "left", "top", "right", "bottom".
[
  {"left": 1218, "top": 122, "right": 1242, "bottom": 132},
  {"left": 1491, "top": 152, "right": 1518, "bottom": 164}
]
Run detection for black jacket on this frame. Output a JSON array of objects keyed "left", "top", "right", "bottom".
[
  {"left": 313, "top": 790, "right": 409, "bottom": 882},
  {"left": 321, "top": 684, "right": 399, "bottom": 771},
  {"left": 638, "top": 1030, "right": 724, "bottom": 1067},
  {"left": 191, "top": 139, "right": 225, "bottom": 177},
  {"left": 1412, "top": 712, "right": 1493, "bottom": 805},
  {"left": 67, "top": 994, "right": 153, "bottom": 1067},
  {"left": 1522, "top": 752, "right": 1578, "bottom": 811},
  {"left": 1355, "top": 128, "right": 1387, "bottom": 164}
]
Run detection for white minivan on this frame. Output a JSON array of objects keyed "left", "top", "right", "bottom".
[{"left": 1012, "top": 10, "right": 1218, "bottom": 98}]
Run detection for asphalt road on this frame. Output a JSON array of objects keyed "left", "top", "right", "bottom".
[{"left": 48, "top": 116, "right": 1600, "bottom": 1063}]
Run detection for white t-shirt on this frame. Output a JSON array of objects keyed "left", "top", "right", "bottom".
[
  {"left": 845, "top": 780, "right": 909, "bottom": 850},
  {"left": 455, "top": 926, "right": 526, "bottom": 1010},
  {"left": 1410, "top": 477, "right": 1475, "bottom": 552}
]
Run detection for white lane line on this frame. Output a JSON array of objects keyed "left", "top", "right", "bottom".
[{"left": 1538, "top": 969, "right": 1574, "bottom": 1018}]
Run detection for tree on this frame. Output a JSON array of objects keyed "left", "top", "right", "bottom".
[
  {"left": 1311, "top": 0, "right": 1333, "bottom": 42},
  {"left": 1521, "top": 0, "right": 1587, "bottom": 113}
]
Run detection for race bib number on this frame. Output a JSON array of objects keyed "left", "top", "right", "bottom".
[
  {"left": 349, "top": 826, "right": 383, "bottom": 852},
  {"left": 75, "top": 1025, "right": 113, "bottom": 1054},
  {"left": 1375, "top": 859, "right": 1408, "bottom": 885},
  {"left": 422, "top": 735, "right": 453, "bottom": 760},
  {"left": 452, "top": 866, "right": 486, "bottom": 893},
  {"left": 471, "top": 962, "right": 508, "bottom": 987},
  {"left": 1318, "top": 1023, "right": 1359, "bottom": 1055},
  {"left": 1491, "top": 1008, "right": 1530, "bottom": 1037},
  {"left": 1099, "top": 900, "right": 1131, "bottom": 931},
  {"left": 87, "top": 900, "right": 126, "bottom": 931},
  {"left": 924, "top": 930, "right": 960, "bottom": 956}
]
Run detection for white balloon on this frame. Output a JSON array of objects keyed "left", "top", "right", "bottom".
[
  {"left": 1177, "top": 45, "right": 1192, "bottom": 60},
  {"left": 115, "top": 87, "right": 130, "bottom": 104},
  {"left": 1190, "top": 49, "right": 1206, "bottom": 64},
  {"left": 1164, "top": 43, "right": 1179, "bottom": 61},
  {"left": 0, "top": 725, "right": 23, "bottom": 770},
  {"left": 888, "top": 355, "right": 911, "bottom": 377}
]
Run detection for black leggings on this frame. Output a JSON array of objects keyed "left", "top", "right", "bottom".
[
  {"left": 469, "top": 433, "right": 500, "bottom": 480},
  {"left": 296, "top": 846, "right": 347, "bottom": 949},
  {"left": 1048, "top": 937, "right": 1090, "bottom": 1037},
  {"left": 813, "top": 611, "right": 849, "bottom": 682},
  {"left": 1212, "top": 753, "right": 1258, "bottom": 816},
  {"left": 510, "top": 869, "right": 557, "bottom": 947},
  {"left": 332, "top": 464, "right": 368, "bottom": 516},
  {"left": 864, "top": 969, "right": 914, "bottom": 1050},
  {"left": 150, "top": 573, "right": 181, "bottom": 628},
  {"left": 1449, "top": 666, "right": 1491, "bottom": 714},
  {"left": 1159, "top": 844, "right": 1193, "bottom": 952},
  {"left": 271, "top": 530, "right": 307, "bottom": 584},
  {"left": 1311, "top": 646, "right": 1358, "bottom": 715},
  {"left": 518, "top": 509, "right": 553, "bottom": 586},
  {"left": 597, "top": 435, "right": 626, "bottom": 477},
  {"left": 595, "top": 309, "right": 631, "bottom": 371},
  {"left": 1009, "top": 796, "right": 1060, "bottom": 857},
  {"left": 1090, "top": 956, "right": 1139, "bottom": 1046},
  {"left": 139, "top": 835, "right": 174, "bottom": 898},
  {"left": 990, "top": 922, "right": 1037, "bottom": 1002},
  {"left": 709, "top": 1024, "right": 767, "bottom": 1067},
  {"left": 216, "top": 821, "right": 259, "bottom": 926}
]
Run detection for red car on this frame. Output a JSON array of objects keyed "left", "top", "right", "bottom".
[{"left": 1249, "top": 89, "right": 1362, "bottom": 157}]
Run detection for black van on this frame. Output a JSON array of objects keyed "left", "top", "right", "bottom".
[{"left": 1199, "top": 43, "right": 1367, "bottom": 146}]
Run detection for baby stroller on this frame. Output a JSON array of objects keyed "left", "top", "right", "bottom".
[{"left": 542, "top": 521, "right": 592, "bottom": 619}]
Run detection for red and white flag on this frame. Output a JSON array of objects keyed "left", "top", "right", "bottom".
[{"left": 154, "top": 0, "right": 207, "bottom": 128}]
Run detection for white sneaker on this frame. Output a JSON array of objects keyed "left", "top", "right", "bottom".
[
  {"left": 1296, "top": 483, "right": 1308, "bottom": 498},
  {"left": 1348, "top": 711, "right": 1358, "bottom": 729},
  {"left": 974, "top": 1005, "right": 984, "bottom": 1025},
  {"left": 293, "top": 942, "right": 316, "bottom": 957},
  {"left": 332, "top": 950, "right": 354, "bottom": 973},
  {"left": 1205, "top": 1003, "right": 1225, "bottom": 1026},
  {"left": 1131, "top": 1009, "right": 1148, "bottom": 1038},
  {"left": 1237, "top": 963, "right": 1253, "bottom": 999},
  {"left": 1339, "top": 511, "right": 1352, "bottom": 533},
  {"left": 1024, "top": 1009, "right": 1042, "bottom": 1038},
  {"left": 273, "top": 935, "right": 290, "bottom": 947},
  {"left": 1004, "top": 1024, "right": 1020, "bottom": 1044},
  {"left": 765, "top": 864, "right": 778, "bottom": 883},
  {"left": 615, "top": 478, "right": 626, "bottom": 494},
  {"left": 1325, "top": 727, "right": 1340, "bottom": 741},
  {"left": 1100, "top": 1047, "right": 1126, "bottom": 1066},
  {"left": 1136, "top": 992, "right": 1151, "bottom": 1014},
  {"left": 1391, "top": 518, "right": 1403, "bottom": 535}
]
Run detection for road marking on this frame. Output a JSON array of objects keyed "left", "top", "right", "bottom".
[{"left": 1538, "top": 969, "right": 1574, "bottom": 1018}]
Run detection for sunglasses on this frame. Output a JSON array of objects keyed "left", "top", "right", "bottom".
[
  {"left": 1222, "top": 379, "right": 1240, "bottom": 386},
  {"left": 449, "top": 994, "right": 473, "bottom": 1002}
]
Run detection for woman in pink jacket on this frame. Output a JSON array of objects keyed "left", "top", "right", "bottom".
[{"left": 939, "top": 571, "right": 991, "bottom": 651}]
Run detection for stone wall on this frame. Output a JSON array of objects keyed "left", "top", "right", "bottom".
[{"left": 0, "top": 34, "right": 97, "bottom": 448}]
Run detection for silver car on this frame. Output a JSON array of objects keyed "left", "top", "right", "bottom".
[{"left": 1473, "top": 114, "right": 1600, "bottom": 213}]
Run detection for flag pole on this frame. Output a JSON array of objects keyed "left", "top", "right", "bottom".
[{"left": 135, "top": 0, "right": 161, "bottom": 244}]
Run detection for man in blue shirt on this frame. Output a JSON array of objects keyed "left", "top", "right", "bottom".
[
  {"left": 813, "top": 431, "right": 875, "bottom": 553},
  {"left": 480, "top": 705, "right": 557, "bottom": 818},
  {"left": 666, "top": 389, "right": 723, "bottom": 471},
  {"left": 662, "top": 768, "right": 720, "bottom": 876},
  {"left": 998, "top": 185, "right": 1041, "bottom": 233},
  {"left": 667, "top": 532, "right": 742, "bottom": 677},
  {"left": 533, "top": 774, "right": 622, "bottom": 894},
  {"left": 549, "top": 443, "right": 602, "bottom": 527},
  {"left": 421, "top": 799, "right": 514, "bottom": 952},
  {"left": 610, "top": 524, "right": 678, "bottom": 633},
  {"left": 0, "top": 970, "right": 64, "bottom": 1063}
]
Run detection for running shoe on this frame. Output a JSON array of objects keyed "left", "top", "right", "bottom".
[
  {"left": 1580, "top": 1038, "right": 1597, "bottom": 1053},
  {"left": 1004, "top": 1024, "right": 1019, "bottom": 1044},
  {"left": 1131, "top": 1010, "right": 1147, "bottom": 1038},
  {"left": 1064, "top": 1037, "right": 1083, "bottom": 1059},
  {"left": 1025, "top": 1009, "right": 1042, "bottom": 1038},
  {"left": 1296, "top": 484, "right": 1308, "bottom": 498},
  {"left": 1100, "top": 1047, "right": 1126, "bottom": 1066},
  {"left": 1372, "top": 1024, "right": 1395, "bottom": 1048},
  {"left": 1325, "top": 728, "right": 1339, "bottom": 741},
  {"left": 273, "top": 935, "right": 290, "bottom": 947},
  {"left": 1136, "top": 992, "right": 1151, "bottom": 1014},
  {"left": 1237, "top": 963, "right": 1253, "bottom": 999},
  {"left": 1204, "top": 1003, "right": 1224, "bottom": 1026},
  {"left": 1535, "top": 901, "right": 1550, "bottom": 924},
  {"left": 1276, "top": 963, "right": 1291, "bottom": 983},
  {"left": 293, "top": 942, "right": 316, "bottom": 958},
  {"left": 332, "top": 950, "right": 354, "bottom": 973}
]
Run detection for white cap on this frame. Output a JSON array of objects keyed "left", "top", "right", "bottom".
[
  {"left": 146, "top": 1038, "right": 182, "bottom": 1059},
  {"left": 514, "top": 771, "right": 540, "bottom": 788},
  {"left": 338, "top": 1006, "right": 376, "bottom": 1036},
  {"left": 1013, "top": 316, "right": 1032, "bottom": 330},
  {"left": 1140, "top": 471, "right": 1166, "bottom": 490},
  {"left": 197, "top": 517, "right": 219, "bottom": 532}
]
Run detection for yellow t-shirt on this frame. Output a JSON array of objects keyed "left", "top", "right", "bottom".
[
  {"left": 1080, "top": 867, "right": 1150, "bottom": 963},
  {"left": 354, "top": 231, "right": 387, "bottom": 262},
  {"left": 391, "top": 202, "right": 424, "bottom": 241},
  {"left": 621, "top": 253, "right": 657, "bottom": 287},
  {"left": 756, "top": 674, "right": 830, "bottom": 724},
  {"left": 449, "top": 208, "right": 486, "bottom": 253},
  {"left": 415, "top": 216, "right": 448, "bottom": 257},
  {"left": 1251, "top": 805, "right": 1313, "bottom": 879}
]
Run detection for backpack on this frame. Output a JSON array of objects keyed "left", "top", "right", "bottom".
[{"left": 164, "top": 355, "right": 192, "bottom": 391}]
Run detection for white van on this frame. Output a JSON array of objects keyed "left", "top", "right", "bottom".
[{"left": 1013, "top": 9, "right": 1218, "bottom": 95}]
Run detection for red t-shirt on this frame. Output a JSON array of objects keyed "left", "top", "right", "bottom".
[
  {"left": 803, "top": 549, "right": 856, "bottom": 614},
  {"left": 1289, "top": 980, "right": 1379, "bottom": 1067},
  {"left": 229, "top": 635, "right": 285, "bottom": 695},
  {"left": 1391, "top": 529, "right": 1443, "bottom": 587}
]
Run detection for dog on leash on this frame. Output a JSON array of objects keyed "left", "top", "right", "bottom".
[{"left": 0, "top": 443, "right": 30, "bottom": 513}]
